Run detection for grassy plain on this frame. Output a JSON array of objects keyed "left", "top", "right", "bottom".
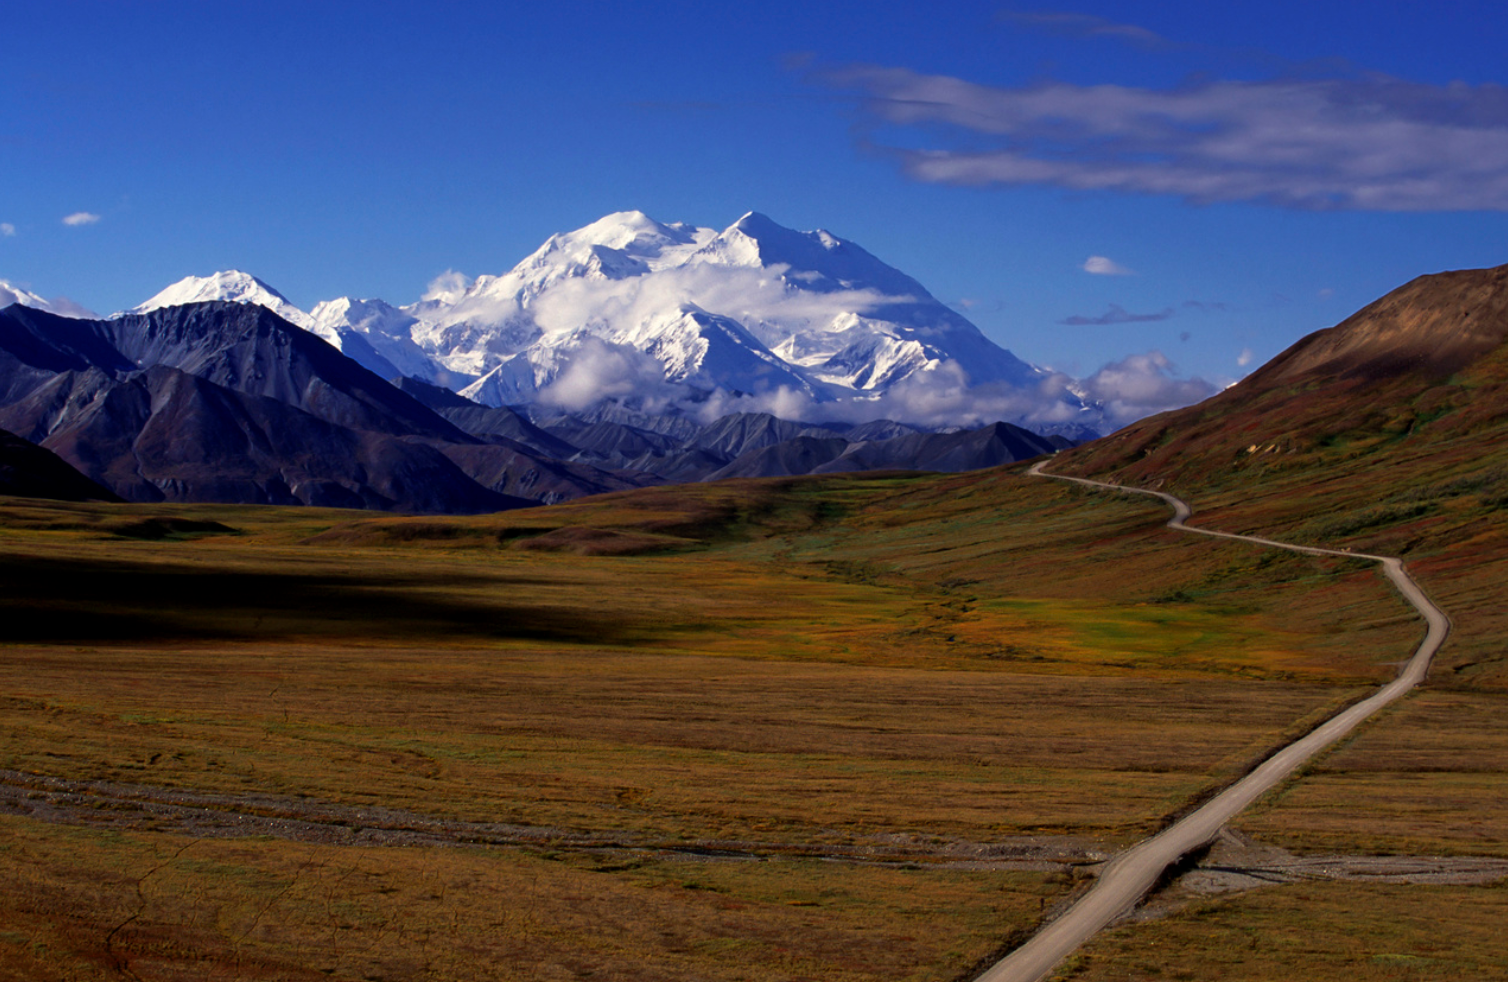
[
  {"left": 0, "top": 465, "right": 1463, "bottom": 980},
  {"left": 1052, "top": 881, "right": 1508, "bottom": 982}
]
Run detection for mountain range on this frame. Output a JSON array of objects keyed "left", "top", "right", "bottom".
[
  {"left": 0, "top": 298, "right": 1063, "bottom": 512},
  {"left": 112, "top": 211, "right": 1105, "bottom": 439},
  {"left": 0, "top": 210, "right": 1112, "bottom": 512}
]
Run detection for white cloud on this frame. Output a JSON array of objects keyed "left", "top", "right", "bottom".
[
  {"left": 62, "top": 212, "right": 100, "bottom": 226},
  {"left": 422, "top": 269, "right": 473, "bottom": 303},
  {"left": 1083, "top": 256, "right": 1133, "bottom": 276},
  {"left": 1237, "top": 347, "right": 1255, "bottom": 367},
  {"left": 537, "top": 336, "right": 677, "bottom": 412},
  {"left": 821, "top": 64, "right": 1508, "bottom": 211},
  {"left": 0, "top": 223, "right": 14, "bottom": 237},
  {"left": 686, "top": 360, "right": 1078, "bottom": 431},
  {"left": 1078, "top": 351, "right": 1218, "bottom": 427},
  {"left": 525, "top": 261, "right": 905, "bottom": 346},
  {"left": 522, "top": 342, "right": 1215, "bottom": 436}
]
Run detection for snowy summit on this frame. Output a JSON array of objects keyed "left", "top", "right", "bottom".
[{"left": 117, "top": 212, "right": 1105, "bottom": 433}]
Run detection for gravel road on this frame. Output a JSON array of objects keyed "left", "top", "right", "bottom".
[{"left": 974, "top": 460, "right": 1453, "bottom": 982}]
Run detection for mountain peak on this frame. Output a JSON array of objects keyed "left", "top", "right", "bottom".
[
  {"left": 120, "top": 270, "right": 313, "bottom": 329},
  {"left": 565, "top": 210, "right": 701, "bottom": 256},
  {"left": 731, "top": 210, "right": 778, "bottom": 231},
  {"left": 1, "top": 279, "right": 99, "bottom": 319}
]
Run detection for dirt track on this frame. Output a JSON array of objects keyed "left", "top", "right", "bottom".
[{"left": 975, "top": 461, "right": 1455, "bottom": 982}]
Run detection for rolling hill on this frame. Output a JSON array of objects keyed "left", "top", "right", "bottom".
[{"left": 1053, "top": 261, "right": 1508, "bottom": 688}]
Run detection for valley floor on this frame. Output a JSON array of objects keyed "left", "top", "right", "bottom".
[{"left": 0, "top": 466, "right": 1502, "bottom": 981}]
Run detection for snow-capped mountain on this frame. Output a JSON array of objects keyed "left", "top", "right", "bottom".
[
  {"left": 120, "top": 271, "right": 316, "bottom": 330},
  {"left": 405, "top": 210, "right": 1050, "bottom": 410},
  {"left": 308, "top": 297, "right": 439, "bottom": 384},
  {"left": 1, "top": 279, "right": 97, "bottom": 319},
  {"left": 116, "top": 272, "right": 444, "bottom": 387},
  {"left": 114, "top": 212, "right": 1104, "bottom": 432}
]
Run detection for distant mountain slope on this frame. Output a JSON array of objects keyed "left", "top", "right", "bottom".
[
  {"left": 0, "top": 426, "right": 120, "bottom": 501},
  {"left": 103, "top": 303, "right": 474, "bottom": 441},
  {"left": 0, "top": 300, "right": 1073, "bottom": 510},
  {"left": 2, "top": 365, "right": 526, "bottom": 511},
  {"left": 0, "top": 303, "right": 615, "bottom": 512},
  {"left": 705, "top": 421, "right": 1055, "bottom": 481}
]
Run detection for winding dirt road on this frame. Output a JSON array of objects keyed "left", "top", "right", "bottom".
[{"left": 975, "top": 460, "right": 1452, "bottom": 982}]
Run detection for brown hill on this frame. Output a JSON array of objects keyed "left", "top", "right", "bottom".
[
  {"left": 1252, "top": 264, "right": 1508, "bottom": 386},
  {"left": 1053, "top": 262, "right": 1508, "bottom": 691},
  {"left": 1058, "top": 262, "right": 1508, "bottom": 498}
]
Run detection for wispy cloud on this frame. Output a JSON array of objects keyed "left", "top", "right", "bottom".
[
  {"left": 1083, "top": 255, "right": 1132, "bottom": 275},
  {"left": 1182, "top": 300, "right": 1228, "bottom": 312},
  {"left": 1001, "top": 10, "right": 1172, "bottom": 48},
  {"left": 0, "top": 223, "right": 14, "bottom": 237},
  {"left": 1238, "top": 347, "right": 1255, "bottom": 367},
  {"left": 819, "top": 62, "right": 1508, "bottom": 211},
  {"left": 1060, "top": 304, "right": 1175, "bottom": 326},
  {"left": 422, "top": 269, "right": 474, "bottom": 304},
  {"left": 62, "top": 212, "right": 100, "bottom": 226}
]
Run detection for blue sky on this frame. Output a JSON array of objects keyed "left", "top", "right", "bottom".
[{"left": 5, "top": 0, "right": 1508, "bottom": 390}]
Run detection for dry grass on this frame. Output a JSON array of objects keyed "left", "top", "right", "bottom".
[
  {"left": 0, "top": 815, "right": 1060, "bottom": 982},
  {"left": 1240, "top": 690, "right": 1508, "bottom": 857},
  {"left": 0, "top": 645, "right": 1354, "bottom": 848},
  {"left": 1051, "top": 880, "right": 1508, "bottom": 981},
  {"left": 0, "top": 460, "right": 1464, "bottom": 979}
]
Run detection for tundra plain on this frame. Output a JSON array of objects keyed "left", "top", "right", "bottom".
[{"left": 1, "top": 465, "right": 1504, "bottom": 981}]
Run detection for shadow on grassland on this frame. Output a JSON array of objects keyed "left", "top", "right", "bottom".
[{"left": 0, "top": 553, "right": 667, "bottom": 646}]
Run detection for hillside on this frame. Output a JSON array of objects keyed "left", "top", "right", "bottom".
[
  {"left": 1053, "top": 262, "right": 1508, "bottom": 690},
  {"left": 0, "top": 427, "right": 120, "bottom": 501}
]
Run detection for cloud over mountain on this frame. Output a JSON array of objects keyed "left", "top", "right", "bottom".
[{"left": 1078, "top": 351, "right": 1218, "bottom": 423}]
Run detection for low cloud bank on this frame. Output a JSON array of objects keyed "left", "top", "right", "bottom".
[
  {"left": 1077, "top": 352, "right": 1218, "bottom": 426},
  {"left": 533, "top": 342, "right": 1216, "bottom": 435}
]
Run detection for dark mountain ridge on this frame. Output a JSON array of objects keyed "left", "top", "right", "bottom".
[
  {"left": 0, "top": 303, "right": 583, "bottom": 511},
  {"left": 0, "top": 425, "right": 121, "bottom": 502},
  {"left": 0, "top": 301, "right": 1076, "bottom": 512}
]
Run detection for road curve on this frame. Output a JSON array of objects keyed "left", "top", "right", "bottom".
[{"left": 974, "top": 460, "right": 1451, "bottom": 982}]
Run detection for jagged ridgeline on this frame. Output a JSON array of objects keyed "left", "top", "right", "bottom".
[{"left": 0, "top": 299, "right": 1064, "bottom": 514}]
